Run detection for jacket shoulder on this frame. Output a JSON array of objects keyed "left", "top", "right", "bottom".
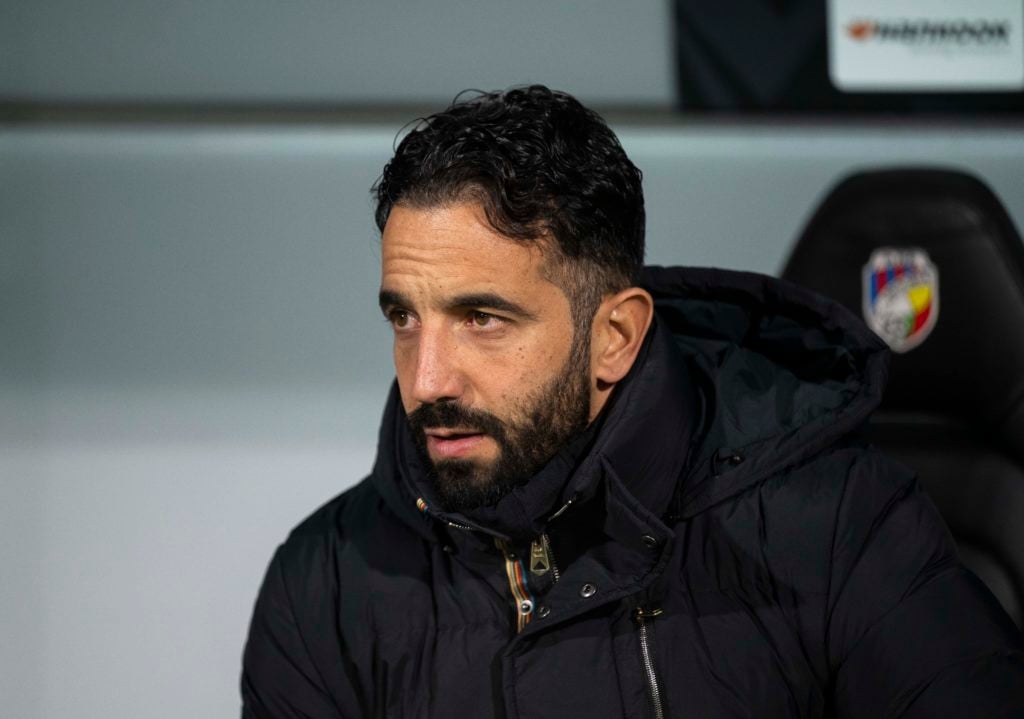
[
  {"left": 243, "top": 476, "right": 417, "bottom": 718},
  {"left": 693, "top": 441, "right": 923, "bottom": 598},
  {"left": 770, "top": 440, "right": 921, "bottom": 553},
  {"left": 285, "top": 475, "right": 385, "bottom": 543},
  {"left": 764, "top": 440, "right": 918, "bottom": 519},
  {"left": 274, "top": 474, "right": 429, "bottom": 585}
]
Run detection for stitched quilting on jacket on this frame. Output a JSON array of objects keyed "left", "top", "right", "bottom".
[{"left": 241, "top": 266, "right": 1024, "bottom": 718}]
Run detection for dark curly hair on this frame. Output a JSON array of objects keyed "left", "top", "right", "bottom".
[{"left": 372, "top": 85, "right": 645, "bottom": 331}]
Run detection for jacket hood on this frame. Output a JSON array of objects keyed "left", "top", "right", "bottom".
[
  {"left": 369, "top": 265, "right": 889, "bottom": 540},
  {"left": 644, "top": 266, "right": 889, "bottom": 517}
]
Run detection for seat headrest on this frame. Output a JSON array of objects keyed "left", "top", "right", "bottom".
[{"left": 781, "top": 168, "right": 1024, "bottom": 461}]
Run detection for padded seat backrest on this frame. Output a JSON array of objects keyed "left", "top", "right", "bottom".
[{"left": 781, "top": 168, "right": 1024, "bottom": 627}]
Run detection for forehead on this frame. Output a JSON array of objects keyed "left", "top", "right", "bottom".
[{"left": 380, "top": 203, "right": 558, "bottom": 301}]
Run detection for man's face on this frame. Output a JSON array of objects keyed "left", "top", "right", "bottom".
[{"left": 380, "top": 202, "right": 592, "bottom": 511}]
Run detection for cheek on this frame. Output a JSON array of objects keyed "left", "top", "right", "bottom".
[{"left": 497, "top": 345, "right": 565, "bottom": 395}]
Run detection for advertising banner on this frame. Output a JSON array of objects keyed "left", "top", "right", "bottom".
[{"left": 829, "top": 0, "right": 1024, "bottom": 91}]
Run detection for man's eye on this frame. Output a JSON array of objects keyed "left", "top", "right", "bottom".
[
  {"left": 388, "top": 310, "right": 413, "bottom": 329},
  {"left": 470, "top": 311, "right": 501, "bottom": 328},
  {"left": 468, "top": 311, "right": 507, "bottom": 331}
]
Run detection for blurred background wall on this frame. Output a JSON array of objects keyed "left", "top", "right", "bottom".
[{"left": 2, "top": 2, "right": 1023, "bottom": 717}]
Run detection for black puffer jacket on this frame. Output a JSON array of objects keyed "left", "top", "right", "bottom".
[{"left": 242, "top": 267, "right": 1024, "bottom": 718}]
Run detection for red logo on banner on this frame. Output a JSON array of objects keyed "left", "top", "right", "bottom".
[{"left": 846, "top": 21, "right": 876, "bottom": 41}]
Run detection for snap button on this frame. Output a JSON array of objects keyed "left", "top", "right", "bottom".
[
  {"left": 519, "top": 599, "right": 534, "bottom": 615},
  {"left": 641, "top": 534, "right": 658, "bottom": 549},
  {"left": 579, "top": 583, "right": 597, "bottom": 598},
  {"left": 536, "top": 605, "right": 551, "bottom": 619}
]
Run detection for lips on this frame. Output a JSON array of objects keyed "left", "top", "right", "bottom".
[{"left": 425, "top": 429, "right": 487, "bottom": 459}]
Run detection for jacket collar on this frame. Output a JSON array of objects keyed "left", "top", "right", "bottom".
[
  {"left": 372, "top": 316, "right": 701, "bottom": 545},
  {"left": 582, "top": 316, "right": 701, "bottom": 520}
]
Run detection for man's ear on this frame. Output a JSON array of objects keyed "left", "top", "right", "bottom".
[{"left": 589, "top": 287, "right": 654, "bottom": 415}]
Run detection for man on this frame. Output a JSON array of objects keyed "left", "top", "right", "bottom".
[{"left": 242, "top": 86, "right": 1024, "bottom": 718}]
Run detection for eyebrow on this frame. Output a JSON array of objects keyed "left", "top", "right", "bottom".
[
  {"left": 378, "top": 288, "right": 538, "bottom": 321},
  {"left": 449, "top": 293, "right": 538, "bottom": 320},
  {"left": 378, "top": 288, "right": 411, "bottom": 313}
]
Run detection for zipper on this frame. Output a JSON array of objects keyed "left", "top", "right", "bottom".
[
  {"left": 443, "top": 518, "right": 475, "bottom": 531},
  {"left": 530, "top": 532, "right": 560, "bottom": 582},
  {"left": 530, "top": 493, "right": 575, "bottom": 582},
  {"left": 497, "top": 533, "right": 562, "bottom": 634},
  {"left": 414, "top": 497, "right": 478, "bottom": 532},
  {"left": 547, "top": 494, "right": 576, "bottom": 521},
  {"left": 421, "top": 493, "right": 570, "bottom": 633},
  {"left": 635, "top": 606, "right": 665, "bottom": 719},
  {"left": 542, "top": 532, "right": 560, "bottom": 582}
]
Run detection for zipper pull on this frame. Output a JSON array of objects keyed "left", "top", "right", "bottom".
[
  {"left": 635, "top": 606, "right": 664, "bottom": 621},
  {"left": 529, "top": 537, "right": 551, "bottom": 576}
]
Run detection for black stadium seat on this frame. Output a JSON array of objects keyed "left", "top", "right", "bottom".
[{"left": 781, "top": 168, "right": 1024, "bottom": 628}]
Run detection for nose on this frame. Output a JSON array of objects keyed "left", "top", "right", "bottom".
[{"left": 408, "top": 324, "right": 465, "bottom": 406}]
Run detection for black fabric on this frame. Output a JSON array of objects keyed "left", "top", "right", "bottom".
[
  {"left": 782, "top": 168, "right": 1024, "bottom": 627},
  {"left": 241, "top": 266, "right": 1024, "bottom": 718},
  {"left": 866, "top": 418, "right": 1024, "bottom": 628}
]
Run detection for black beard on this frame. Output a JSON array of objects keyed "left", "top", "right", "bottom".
[{"left": 407, "top": 336, "right": 591, "bottom": 512}]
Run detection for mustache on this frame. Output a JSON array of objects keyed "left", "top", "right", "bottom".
[{"left": 407, "top": 401, "right": 509, "bottom": 442}]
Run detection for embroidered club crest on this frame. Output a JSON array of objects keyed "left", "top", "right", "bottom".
[{"left": 862, "top": 247, "right": 939, "bottom": 353}]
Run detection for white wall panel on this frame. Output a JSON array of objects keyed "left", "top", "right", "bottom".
[{"left": 0, "top": 443, "right": 373, "bottom": 719}]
